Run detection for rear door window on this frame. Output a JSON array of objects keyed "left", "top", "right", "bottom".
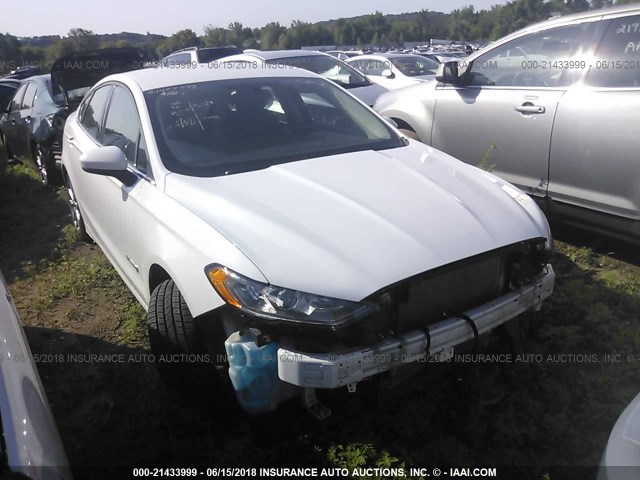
[
  {"left": 20, "top": 83, "right": 37, "bottom": 109},
  {"left": 9, "top": 84, "right": 27, "bottom": 112}
]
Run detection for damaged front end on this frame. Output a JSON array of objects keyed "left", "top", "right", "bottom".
[{"left": 202, "top": 238, "right": 554, "bottom": 417}]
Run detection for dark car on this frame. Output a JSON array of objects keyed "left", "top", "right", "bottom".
[
  {"left": 0, "top": 75, "right": 63, "bottom": 184},
  {"left": 0, "top": 48, "right": 146, "bottom": 185}
]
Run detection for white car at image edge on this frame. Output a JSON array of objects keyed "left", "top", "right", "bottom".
[
  {"left": 0, "top": 272, "right": 72, "bottom": 479},
  {"left": 599, "top": 392, "right": 640, "bottom": 480},
  {"left": 60, "top": 64, "right": 555, "bottom": 416}
]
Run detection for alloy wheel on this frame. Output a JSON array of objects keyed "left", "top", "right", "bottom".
[{"left": 66, "top": 179, "right": 82, "bottom": 230}]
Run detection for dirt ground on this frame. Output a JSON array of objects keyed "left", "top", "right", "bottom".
[{"left": 1, "top": 160, "right": 639, "bottom": 480}]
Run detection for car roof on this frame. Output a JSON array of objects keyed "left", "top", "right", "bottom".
[
  {"left": 99, "top": 63, "right": 320, "bottom": 92},
  {"left": 242, "top": 49, "right": 327, "bottom": 60},
  {"left": 0, "top": 74, "right": 49, "bottom": 86},
  {"left": 22, "top": 74, "right": 50, "bottom": 83}
]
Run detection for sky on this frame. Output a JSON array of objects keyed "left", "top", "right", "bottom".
[{"left": 4, "top": 0, "right": 509, "bottom": 38}]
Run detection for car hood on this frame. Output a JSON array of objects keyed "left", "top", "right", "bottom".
[
  {"left": 349, "top": 82, "right": 388, "bottom": 106},
  {"left": 164, "top": 143, "right": 548, "bottom": 301},
  {"left": 51, "top": 47, "right": 147, "bottom": 106}
]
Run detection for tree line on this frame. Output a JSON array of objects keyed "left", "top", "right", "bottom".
[{"left": 0, "top": 0, "right": 636, "bottom": 73}]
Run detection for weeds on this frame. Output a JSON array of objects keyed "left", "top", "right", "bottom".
[
  {"left": 327, "top": 444, "right": 420, "bottom": 480},
  {"left": 477, "top": 142, "right": 497, "bottom": 172}
]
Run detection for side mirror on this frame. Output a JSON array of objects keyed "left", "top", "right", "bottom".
[
  {"left": 435, "top": 61, "right": 462, "bottom": 84},
  {"left": 80, "top": 145, "right": 137, "bottom": 187},
  {"left": 381, "top": 69, "right": 395, "bottom": 79}
]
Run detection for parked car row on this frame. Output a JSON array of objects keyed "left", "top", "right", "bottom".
[
  {"left": 218, "top": 49, "right": 388, "bottom": 106},
  {"left": 0, "top": 48, "right": 148, "bottom": 185},
  {"left": 0, "top": 43, "right": 460, "bottom": 185}
]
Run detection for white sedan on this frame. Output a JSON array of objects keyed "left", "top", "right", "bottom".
[
  {"left": 347, "top": 53, "right": 440, "bottom": 90},
  {"left": 61, "top": 65, "right": 554, "bottom": 416}
]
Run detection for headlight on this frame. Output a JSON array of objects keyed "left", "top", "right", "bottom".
[{"left": 205, "top": 265, "right": 376, "bottom": 327}]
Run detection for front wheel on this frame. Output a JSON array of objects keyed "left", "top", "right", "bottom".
[{"left": 146, "top": 279, "right": 233, "bottom": 403}]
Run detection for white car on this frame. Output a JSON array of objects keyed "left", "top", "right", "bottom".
[
  {"left": 347, "top": 53, "right": 440, "bottom": 90},
  {"left": 0, "top": 272, "right": 72, "bottom": 479},
  {"left": 598, "top": 392, "right": 640, "bottom": 480},
  {"left": 220, "top": 50, "right": 387, "bottom": 106},
  {"left": 325, "top": 50, "right": 364, "bottom": 61},
  {"left": 60, "top": 64, "right": 555, "bottom": 416}
]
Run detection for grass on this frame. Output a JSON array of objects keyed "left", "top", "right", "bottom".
[
  {"left": 2, "top": 162, "right": 640, "bottom": 479},
  {"left": 0, "top": 163, "right": 146, "bottom": 345}
]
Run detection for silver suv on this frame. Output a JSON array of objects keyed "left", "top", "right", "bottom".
[{"left": 375, "top": 4, "right": 640, "bottom": 243}]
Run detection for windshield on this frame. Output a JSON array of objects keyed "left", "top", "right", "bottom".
[
  {"left": 145, "top": 76, "right": 403, "bottom": 177},
  {"left": 265, "top": 55, "right": 370, "bottom": 89},
  {"left": 390, "top": 56, "right": 439, "bottom": 77}
]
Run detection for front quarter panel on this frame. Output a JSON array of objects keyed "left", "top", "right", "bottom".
[
  {"left": 136, "top": 184, "right": 268, "bottom": 317},
  {"left": 374, "top": 81, "right": 438, "bottom": 143}
]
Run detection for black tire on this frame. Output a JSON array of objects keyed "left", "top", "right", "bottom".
[
  {"left": 147, "top": 279, "right": 233, "bottom": 403},
  {"left": 34, "top": 144, "right": 62, "bottom": 186},
  {"left": 64, "top": 174, "right": 91, "bottom": 242}
]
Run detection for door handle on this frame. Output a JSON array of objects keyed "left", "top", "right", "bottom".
[
  {"left": 515, "top": 104, "right": 546, "bottom": 114},
  {"left": 24, "top": 116, "right": 31, "bottom": 123}
]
